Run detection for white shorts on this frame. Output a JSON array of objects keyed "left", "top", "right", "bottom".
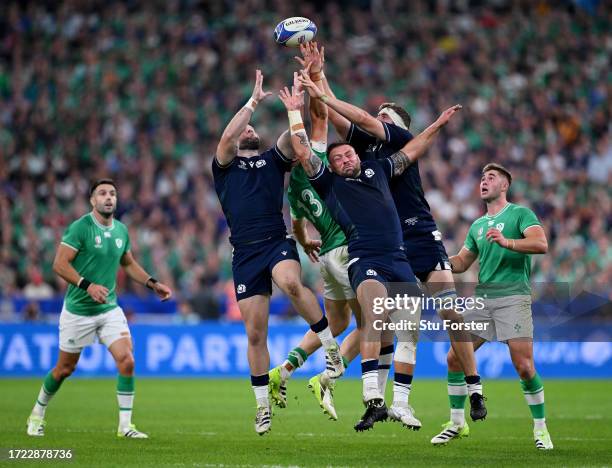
[
  {"left": 462, "top": 295, "right": 533, "bottom": 342},
  {"left": 319, "top": 245, "right": 355, "bottom": 301},
  {"left": 59, "top": 305, "right": 131, "bottom": 353}
]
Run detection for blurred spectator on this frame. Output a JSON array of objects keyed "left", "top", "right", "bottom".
[
  {"left": 0, "top": 0, "right": 609, "bottom": 319},
  {"left": 23, "top": 267, "right": 54, "bottom": 301},
  {"left": 173, "top": 300, "right": 200, "bottom": 325}
]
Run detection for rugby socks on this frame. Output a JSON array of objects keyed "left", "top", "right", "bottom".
[
  {"left": 392, "top": 373, "right": 413, "bottom": 408},
  {"left": 251, "top": 374, "right": 270, "bottom": 408},
  {"left": 448, "top": 371, "right": 467, "bottom": 426},
  {"left": 377, "top": 344, "right": 394, "bottom": 395},
  {"left": 465, "top": 374, "right": 483, "bottom": 396},
  {"left": 281, "top": 347, "right": 308, "bottom": 380},
  {"left": 117, "top": 374, "right": 135, "bottom": 429},
  {"left": 310, "top": 316, "right": 335, "bottom": 350},
  {"left": 31, "top": 371, "right": 65, "bottom": 417},
  {"left": 361, "top": 359, "right": 380, "bottom": 401},
  {"left": 521, "top": 373, "right": 547, "bottom": 430}
]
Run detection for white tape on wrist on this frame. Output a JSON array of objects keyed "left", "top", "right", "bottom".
[
  {"left": 244, "top": 98, "right": 258, "bottom": 112},
  {"left": 288, "top": 110, "right": 304, "bottom": 134}
]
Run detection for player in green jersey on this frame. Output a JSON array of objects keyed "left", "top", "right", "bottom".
[
  {"left": 431, "top": 164, "right": 553, "bottom": 450},
  {"left": 26, "top": 179, "right": 172, "bottom": 439}
]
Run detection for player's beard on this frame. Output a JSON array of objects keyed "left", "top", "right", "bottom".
[
  {"left": 238, "top": 136, "right": 260, "bottom": 150},
  {"left": 96, "top": 203, "right": 116, "bottom": 219}
]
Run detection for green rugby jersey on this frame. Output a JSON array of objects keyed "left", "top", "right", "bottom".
[
  {"left": 464, "top": 203, "right": 542, "bottom": 297},
  {"left": 60, "top": 213, "right": 131, "bottom": 316},
  {"left": 288, "top": 147, "right": 346, "bottom": 256}
]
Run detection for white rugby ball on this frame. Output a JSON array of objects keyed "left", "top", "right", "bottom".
[{"left": 274, "top": 17, "right": 317, "bottom": 47}]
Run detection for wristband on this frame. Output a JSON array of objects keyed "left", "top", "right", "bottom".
[
  {"left": 320, "top": 94, "right": 329, "bottom": 103},
  {"left": 78, "top": 277, "right": 92, "bottom": 291},
  {"left": 244, "top": 98, "right": 258, "bottom": 112},
  {"left": 146, "top": 277, "right": 158, "bottom": 289},
  {"left": 288, "top": 110, "right": 305, "bottom": 134}
]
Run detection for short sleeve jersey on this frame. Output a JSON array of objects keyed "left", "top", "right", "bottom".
[
  {"left": 464, "top": 203, "right": 542, "bottom": 297},
  {"left": 288, "top": 148, "right": 347, "bottom": 256},
  {"left": 212, "top": 146, "right": 293, "bottom": 246},
  {"left": 61, "top": 213, "right": 131, "bottom": 316},
  {"left": 308, "top": 158, "right": 404, "bottom": 258},
  {"left": 348, "top": 122, "right": 438, "bottom": 238}
]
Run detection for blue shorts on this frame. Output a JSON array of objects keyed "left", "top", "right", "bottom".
[
  {"left": 232, "top": 236, "right": 300, "bottom": 301},
  {"left": 403, "top": 234, "right": 450, "bottom": 282},
  {"left": 347, "top": 251, "right": 418, "bottom": 292}
]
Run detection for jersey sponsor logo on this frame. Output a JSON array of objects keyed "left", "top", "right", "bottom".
[
  {"left": 255, "top": 160, "right": 266, "bottom": 168},
  {"left": 115, "top": 239, "right": 123, "bottom": 248},
  {"left": 432, "top": 230, "right": 442, "bottom": 241},
  {"left": 488, "top": 220, "right": 494, "bottom": 226},
  {"left": 281, "top": 251, "right": 287, "bottom": 256},
  {"left": 495, "top": 222, "right": 505, "bottom": 231},
  {"left": 236, "top": 284, "right": 246, "bottom": 294},
  {"left": 404, "top": 217, "right": 418, "bottom": 226},
  {"left": 366, "top": 269, "right": 378, "bottom": 276},
  {"left": 95, "top": 235, "right": 102, "bottom": 248},
  {"left": 104, "top": 232, "right": 112, "bottom": 238},
  {"left": 364, "top": 168, "right": 375, "bottom": 178}
]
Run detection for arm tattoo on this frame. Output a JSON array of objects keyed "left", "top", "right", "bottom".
[
  {"left": 389, "top": 150, "right": 411, "bottom": 176},
  {"left": 298, "top": 133, "right": 309, "bottom": 148},
  {"left": 307, "top": 150, "right": 323, "bottom": 175}
]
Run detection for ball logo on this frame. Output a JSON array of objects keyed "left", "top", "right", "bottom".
[
  {"left": 364, "top": 168, "right": 375, "bottom": 178},
  {"left": 283, "top": 17, "right": 309, "bottom": 32},
  {"left": 237, "top": 284, "right": 246, "bottom": 294},
  {"left": 366, "top": 269, "right": 378, "bottom": 276}
]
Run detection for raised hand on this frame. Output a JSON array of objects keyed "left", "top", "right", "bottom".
[
  {"left": 278, "top": 85, "right": 304, "bottom": 111},
  {"left": 435, "top": 104, "right": 462, "bottom": 127},
  {"left": 251, "top": 69, "right": 273, "bottom": 103},
  {"left": 295, "top": 42, "right": 325, "bottom": 75},
  {"left": 297, "top": 69, "right": 325, "bottom": 99}
]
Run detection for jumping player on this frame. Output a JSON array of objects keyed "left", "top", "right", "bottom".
[{"left": 212, "top": 69, "right": 343, "bottom": 435}]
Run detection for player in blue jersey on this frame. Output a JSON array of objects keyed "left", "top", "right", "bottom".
[
  {"left": 279, "top": 81, "right": 460, "bottom": 431},
  {"left": 297, "top": 48, "right": 487, "bottom": 423},
  {"left": 213, "top": 70, "right": 343, "bottom": 435}
]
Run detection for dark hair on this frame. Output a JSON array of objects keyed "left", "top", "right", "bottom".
[
  {"left": 90, "top": 178, "right": 117, "bottom": 196},
  {"left": 326, "top": 141, "right": 354, "bottom": 159},
  {"left": 482, "top": 163, "right": 512, "bottom": 186},
  {"left": 378, "top": 102, "right": 412, "bottom": 129}
]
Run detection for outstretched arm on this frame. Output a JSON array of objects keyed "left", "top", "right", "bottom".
[
  {"left": 298, "top": 69, "right": 386, "bottom": 140},
  {"left": 295, "top": 42, "right": 345, "bottom": 140},
  {"left": 215, "top": 69, "right": 272, "bottom": 166},
  {"left": 387, "top": 105, "right": 462, "bottom": 176},
  {"left": 278, "top": 85, "right": 322, "bottom": 177}
]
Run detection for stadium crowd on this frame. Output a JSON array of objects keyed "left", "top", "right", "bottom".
[{"left": 0, "top": 0, "right": 610, "bottom": 320}]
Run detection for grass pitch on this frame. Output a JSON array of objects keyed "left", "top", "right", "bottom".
[{"left": 1, "top": 378, "right": 610, "bottom": 467}]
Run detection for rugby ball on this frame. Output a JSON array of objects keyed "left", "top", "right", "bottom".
[{"left": 274, "top": 17, "right": 317, "bottom": 47}]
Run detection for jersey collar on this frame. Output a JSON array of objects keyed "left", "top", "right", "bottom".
[
  {"left": 485, "top": 202, "right": 511, "bottom": 219},
  {"left": 90, "top": 212, "right": 115, "bottom": 231}
]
